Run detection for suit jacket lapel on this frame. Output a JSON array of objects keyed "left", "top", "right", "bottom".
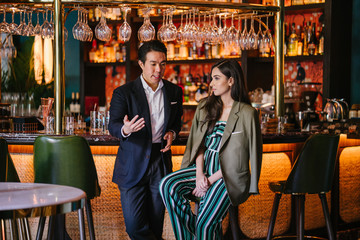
[
  {"left": 162, "top": 81, "right": 171, "bottom": 135},
  {"left": 133, "top": 78, "right": 152, "bottom": 135},
  {"left": 219, "top": 101, "right": 241, "bottom": 151}
]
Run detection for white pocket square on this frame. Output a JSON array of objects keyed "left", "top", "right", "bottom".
[
  {"left": 171, "top": 102, "right": 177, "bottom": 105},
  {"left": 232, "top": 131, "right": 243, "bottom": 135}
]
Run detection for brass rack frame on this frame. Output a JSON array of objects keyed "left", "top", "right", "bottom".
[{"left": 0, "top": 0, "right": 284, "bottom": 134}]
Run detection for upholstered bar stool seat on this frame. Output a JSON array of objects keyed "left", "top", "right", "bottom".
[
  {"left": 33, "top": 135, "right": 101, "bottom": 240},
  {"left": 266, "top": 134, "right": 340, "bottom": 240}
]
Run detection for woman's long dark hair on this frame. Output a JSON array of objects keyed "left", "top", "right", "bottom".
[{"left": 201, "top": 59, "right": 251, "bottom": 134}]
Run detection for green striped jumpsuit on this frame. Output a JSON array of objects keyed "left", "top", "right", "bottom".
[{"left": 159, "top": 121, "right": 231, "bottom": 240}]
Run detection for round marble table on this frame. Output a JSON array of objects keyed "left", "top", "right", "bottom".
[{"left": 0, "top": 182, "right": 87, "bottom": 239}]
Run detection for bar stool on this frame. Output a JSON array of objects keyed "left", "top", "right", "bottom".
[
  {"left": 266, "top": 134, "right": 340, "bottom": 240},
  {"left": 0, "top": 137, "right": 31, "bottom": 239},
  {"left": 33, "top": 135, "right": 101, "bottom": 240},
  {"left": 187, "top": 194, "right": 240, "bottom": 240}
]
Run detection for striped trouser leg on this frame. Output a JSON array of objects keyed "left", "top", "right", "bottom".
[
  {"left": 196, "top": 178, "right": 231, "bottom": 240},
  {"left": 159, "top": 166, "right": 197, "bottom": 240}
]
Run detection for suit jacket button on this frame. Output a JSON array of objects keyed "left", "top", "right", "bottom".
[{"left": 146, "top": 155, "right": 150, "bottom": 159}]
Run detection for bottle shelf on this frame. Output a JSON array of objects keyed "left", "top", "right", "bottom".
[
  {"left": 84, "top": 62, "right": 126, "bottom": 67},
  {"left": 166, "top": 57, "right": 242, "bottom": 65},
  {"left": 250, "top": 54, "right": 323, "bottom": 63},
  {"left": 285, "top": 3, "right": 325, "bottom": 14}
]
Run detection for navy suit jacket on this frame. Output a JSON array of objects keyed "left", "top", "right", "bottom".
[{"left": 109, "top": 77, "right": 183, "bottom": 188}]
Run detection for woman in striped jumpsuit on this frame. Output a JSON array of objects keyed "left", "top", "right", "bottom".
[{"left": 160, "top": 59, "right": 263, "bottom": 239}]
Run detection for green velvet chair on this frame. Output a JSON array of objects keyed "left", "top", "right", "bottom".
[
  {"left": 0, "top": 137, "right": 31, "bottom": 239},
  {"left": 266, "top": 134, "right": 340, "bottom": 240},
  {"left": 33, "top": 135, "right": 101, "bottom": 240}
]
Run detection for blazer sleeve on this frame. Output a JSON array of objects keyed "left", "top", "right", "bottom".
[
  {"left": 249, "top": 108, "right": 263, "bottom": 194},
  {"left": 108, "top": 87, "right": 128, "bottom": 141},
  {"left": 180, "top": 100, "right": 203, "bottom": 169}
]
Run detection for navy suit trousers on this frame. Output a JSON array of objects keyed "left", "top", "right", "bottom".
[{"left": 119, "top": 143, "right": 165, "bottom": 240}]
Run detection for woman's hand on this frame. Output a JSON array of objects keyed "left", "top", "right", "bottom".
[{"left": 192, "top": 173, "right": 210, "bottom": 197}]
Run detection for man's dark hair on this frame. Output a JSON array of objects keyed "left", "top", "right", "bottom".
[{"left": 138, "top": 40, "right": 167, "bottom": 63}]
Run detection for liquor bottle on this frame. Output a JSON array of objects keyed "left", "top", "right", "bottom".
[
  {"left": 204, "top": 42, "right": 211, "bottom": 59},
  {"left": 179, "top": 43, "right": 188, "bottom": 59},
  {"left": 184, "top": 73, "right": 193, "bottom": 102},
  {"left": 211, "top": 43, "right": 220, "bottom": 59},
  {"left": 167, "top": 42, "right": 175, "bottom": 60},
  {"left": 89, "top": 39, "right": 97, "bottom": 63},
  {"left": 70, "top": 92, "right": 75, "bottom": 115},
  {"left": 97, "top": 44, "right": 104, "bottom": 63},
  {"left": 307, "top": 23, "right": 317, "bottom": 55},
  {"left": 318, "top": 23, "right": 325, "bottom": 55},
  {"left": 297, "top": 25, "right": 303, "bottom": 56},
  {"left": 191, "top": 42, "right": 197, "bottom": 59},
  {"left": 75, "top": 92, "right": 81, "bottom": 117},
  {"left": 303, "top": 21, "right": 311, "bottom": 55},
  {"left": 110, "top": 29, "right": 118, "bottom": 62},
  {"left": 121, "top": 45, "right": 127, "bottom": 62},
  {"left": 287, "top": 23, "right": 298, "bottom": 56},
  {"left": 283, "top": 22, "right": 289, "bottom": 56},
  {"left": 195, "top": 75, "right": 209, "bottom": 102},
  {"left": 89, "top": 9, "right": 95, "bottom": 22},
  {"left": 174, "top": 42, "right": 180, "bottom": 60},
  {"left": 115, "top": 44, "right": 122, "bottom": 62}
]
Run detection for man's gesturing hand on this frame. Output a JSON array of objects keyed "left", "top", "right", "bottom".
[{"left": 122, "top": 115, "right": 145, "bottom": 135}]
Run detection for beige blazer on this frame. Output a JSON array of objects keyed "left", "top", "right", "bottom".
[{"left": 181, "top": 100, "right": 263, "bottom": 206}]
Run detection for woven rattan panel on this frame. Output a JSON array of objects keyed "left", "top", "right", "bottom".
[
  {"left": 339, "top": 146, "right": 360, "bottom": 223},
  {"left": 239, "top": 152, "right": 292, "bottom": 239}
]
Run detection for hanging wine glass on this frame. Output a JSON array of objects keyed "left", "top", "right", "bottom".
[
  {"left": 41, "top": 9, "right": 52, "bottom": 39},
  {"left": 209, "top": 12, "right": 219, "bottom": 45},
  {"left": 220, "top": 14, "right": 228, "bottom": 43},
  {"left": 202, "top": 14, "right": 212, "bottom": 44},
  {"left": 0, "top": 8, "right": 10, "bottom": 34},
  {"left": 95, "top": 7, "right": 112, "bottom": 42},
  {"left": 83, "top": 11, "right": 93, "bottom": 42},
  {"left": 48, "top": 10, "right": 55, "bottom": 39},
  {"left": 138, "top": 8, "right": 155, "bottom": 42},
  {"left": 176, "top": 12, "right": 185, "bottom": 43},
  {"left": 181, "top": 11, "right": 190, "bottom": 42},
  {"left": 257, "top": 17, "right": 265, "bottom": 51},
  {"left": 248, "top": 16, "right": 258, "bottom": 49},
  {"left": 118, "top": 6, "right": 131, "bottom": 42},
  {"left": 164, "top": 8, "right": 177, "bottom": 42},
  {"left": 16, "top": 10, "right": 27, "bottom": 36},
  {"left": 184, "top": 9, "right": 197, "bottom": 43},
  {"left": 240, "top": 18, "right": 249, "bottom": 50},
  {"left": 157, "top": 9, "right": 166, "bottom": 42},
  {"left": 264, "top": 16, "right": 273, "bottom": 49},
  {"left": 9, "top": 8, "right": 19, "bottom": 35},
  {"left": 227, "top": 13, "right": 237, "bottom": 46},
  {"left": 33, "top": 10, "right": 42, "bottom": 36},
  {"left": 25, "top": 10, "right": 35, "bottom": 36},
  {"left": 195, "top": 12, "right": 203, "bottom": 48}
]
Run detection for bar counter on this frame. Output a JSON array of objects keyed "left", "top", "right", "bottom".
[{"left": 2, "top": 132, "right": 360, "bottom": 239}]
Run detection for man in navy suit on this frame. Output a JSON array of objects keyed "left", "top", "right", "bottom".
[{"left": 108, "top": 40, "right": 183, "bottom": 240}]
